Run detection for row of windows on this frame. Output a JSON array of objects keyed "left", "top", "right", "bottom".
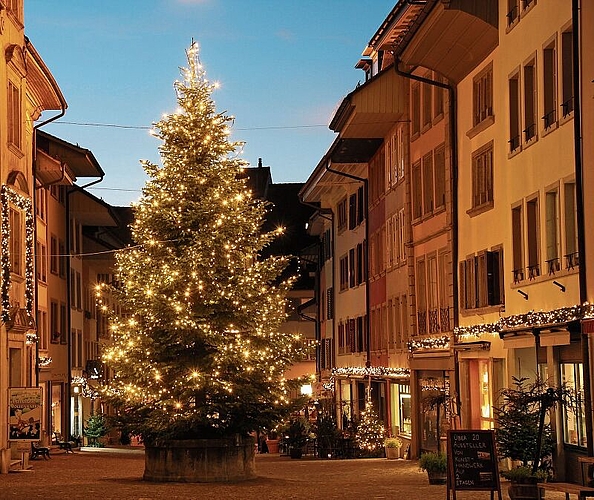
[
  {"left": 460, "top": 248, "right": 504, "bottom": 311},
  {"left": 337, "top": 186, "right": 365, "bottom": 233},
  {"left": 339, "top": 243, "right": 366, "bottom": 291},
  {"left": 512, "top": 181, "right": 578, "bottom": 282},
  {"left": 334, "top": 295, "right": 410, "bottom": 360},
  {"left": 338, "top": 317, "right": 367, "bottom": 355},
  {"left": 412, "top": 144, "right": 446, "bottom": 220},
  {"left": 411, "top": 71, "right": 446, "bottom": 139},
  {"left": 508, "top": 26, "right": 573, "bottom": 154},
  {"left": 416, "top": 251, "right": 452, "bottom": 334},
  {"left": 506, "top": 0, "right": 536, "bottom": 29}
]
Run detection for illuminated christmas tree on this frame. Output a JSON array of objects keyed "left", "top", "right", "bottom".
[
  {"left": 355, "top": 399, "right": 386, "bottom": 456},
  {"left": 100, "top": 42, "right": 298, "bottom": 444}
]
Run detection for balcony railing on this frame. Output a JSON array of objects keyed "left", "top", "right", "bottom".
[
  {"left": 543, "top": 109, "right": 556, "bottom": 129},
  {"left": 506, "top": 5, "right": 519, "bottom": 26},
  {"left": 561, "top": 97, "right": 574, "bottom": 117},
  {"left": 565, "top": 251, "right": 580, "bottom": 270},
  {"left": 513, "top": 268, "right": 525, "bottom": 284},
  {"left": 417, "top": 310, "right": 427, "bottom": 336},
  {"left": 546, "top": 257, "right": 561, "bottom": 276},
  {"left": 527, "top": 264, "right": 540, "bottom": 280},
  {"left": 428, "top": 309, "right": 440, "bottom": 334},
  {"left": 523, "top": 123, "right": 536, "bottom": 142},
  {"left": 509, "top": 134, "right": 521, "bottom": 152},
  {"left": 440, "top": 306, "right": 452, "bottom": 333}
]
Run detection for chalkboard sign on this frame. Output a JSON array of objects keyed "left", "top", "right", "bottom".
[{"left": 447, "top": 430, "right": 501, "bottom": 500}]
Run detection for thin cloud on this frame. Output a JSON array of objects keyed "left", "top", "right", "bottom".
[{"left": 275, "top": 29, "right": 295, "bottom": 42}]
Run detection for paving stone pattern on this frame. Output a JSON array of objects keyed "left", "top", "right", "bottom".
[{"left": 0, "top": 448, "right": 565, "bottom": 500}]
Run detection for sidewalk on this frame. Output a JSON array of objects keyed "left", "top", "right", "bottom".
[{"left": 0, "top": 448, "right": 522, "bottom": 500}]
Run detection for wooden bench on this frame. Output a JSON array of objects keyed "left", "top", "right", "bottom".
[{"left": 538, "top": 482, "right": 594, "bottom": 500}]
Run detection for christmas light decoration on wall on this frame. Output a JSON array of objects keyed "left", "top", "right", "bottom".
[
  {"left": 454, "top": 303, "right": 594, "bottom": 342},
  {"left": 72, "top": 375, "right": 100, "bottom": 399},
  {"left": 407, "top": 335, "right": 450, "bottom": 352},
  {"left": 26, "top": 332, "right": 38, "bottom": 345},
  {"left": 38, "top": 356, "right": 52, "bottom": 367},
  {"left": 1, "top": 185, "right": 35, "bottom": 324},
  {"left": 331, "top": 366, "right": 410, "bottom": 379}
]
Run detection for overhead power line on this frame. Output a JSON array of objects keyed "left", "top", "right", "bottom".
[{"left": 50, "top": 121, "right": 329, "bottom": 131}]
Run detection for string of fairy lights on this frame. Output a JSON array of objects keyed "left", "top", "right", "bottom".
[{"left": 1, "top": 185, "right": 35, "bottom": 325}]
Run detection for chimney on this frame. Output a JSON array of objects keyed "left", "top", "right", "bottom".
[{"left": 258, "top": 158, "right": 263, "bottom": 168}]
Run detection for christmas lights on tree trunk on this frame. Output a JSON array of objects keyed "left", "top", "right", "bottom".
[{"left": 100, "top": 42, "right": 299, "bottom": 444}]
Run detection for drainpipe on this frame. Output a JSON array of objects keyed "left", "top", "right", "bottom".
[
  {"left": 298, "top": 197, "right": 333, "bottom": 381},
  {"left": 393, "top": 57, "right": 460, "bottom": 447},
  {"left": 324, "top": 163, "right": 372, "bottom": 369},
  {"left": 392, "top": 59, "right": 458, "bottom": 331},
  {"left": 27, "top": 37, "right": 67, "bottom": 446},
  {"left": 28, "top": 38, "right": 67, "bottom": 391},
  {"left": 571, "top": 0, "right": 593, "bottom": 457}
]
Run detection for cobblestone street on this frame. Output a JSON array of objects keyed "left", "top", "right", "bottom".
[{"left": 0, "top": 449, "right": 473, "bottom": 500}]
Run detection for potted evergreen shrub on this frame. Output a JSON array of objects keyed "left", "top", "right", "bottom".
[
  {"left": 84, "top": 414, "right": 108, "bottom": 448},
  {"left": 495, "top": 377, "right": 574, "bottom": 500},
  {"left": 286, "top": 418, "right": 308, "bottom": 459},
  {"left": 384, "top": 437, "right": 402, "bottom": 459},
  {"left": 419, "top": 451, "right": 447, "bottom": 484}
]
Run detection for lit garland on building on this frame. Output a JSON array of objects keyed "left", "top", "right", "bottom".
[
  {"left": 26, "top": 332, "right": 38, "bottom": 345},
  {"left": 407, "top": 335, "right": 450, "bottom": 352},
  {"left": 1, "top": 185, "right": 35, "bottom": 324},
  {"left": 72, "top": 375, "right": 100, "bottom": 399},
  {"left": 455, "top": 303, "right": 594, "bottom": 341},
  {"left": 331, "top": 366, "right": 410, "bottom": 379},
  {"left": 38, "top": 356, "right": 52, "bottom": 367}
]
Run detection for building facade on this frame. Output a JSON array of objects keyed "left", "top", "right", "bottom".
[{"left": 304, "top": 0, "right": 593, "bottom": 475}]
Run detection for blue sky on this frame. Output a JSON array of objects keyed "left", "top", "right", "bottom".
[{"left": 25, "top": 1, "right": 394, "bottom": 206}]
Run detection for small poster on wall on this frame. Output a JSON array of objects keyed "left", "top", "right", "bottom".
[{"left": 8, "top": 387, "right": 43, "bottom": 441}]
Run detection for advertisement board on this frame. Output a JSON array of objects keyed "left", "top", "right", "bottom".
[{"left": 9, "top": 387, "right": 43, "bottom": 441}]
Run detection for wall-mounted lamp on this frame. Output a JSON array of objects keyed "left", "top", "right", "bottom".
[
  {"left": 552, "top": 281, "right": 566, "bottom": 292},
  {"left": 517, "top": 289, "right": 529, "bottom": 300}
]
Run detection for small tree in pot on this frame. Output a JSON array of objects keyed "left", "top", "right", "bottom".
[{"left": 495, "top": 376, "right": 575, "bottom": 500}]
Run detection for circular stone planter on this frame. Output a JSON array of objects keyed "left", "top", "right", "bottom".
[{"left": 144, "top": 436, "right": 256, "bottom": 483}]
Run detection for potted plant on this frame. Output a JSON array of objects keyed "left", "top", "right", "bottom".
[
  {"left": 419, "top": 451, "right": 447, "bottom": 484},
  {"left": 265, "top": 429, "right": 280, "bottom": 454},
  {"left": 84, "top": 414, "right": 108, "bottom": 448},
  {"left": 286, "top": 417, "right": 308, "bottom": 459},
  {"left": 384, "top": 437, "right": 402, "bottom": 460},
  {"left": 495, "top": 377, "right": 574, "bottom": 500}
]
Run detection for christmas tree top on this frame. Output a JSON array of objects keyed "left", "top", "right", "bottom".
[{"left": 100, "top": 42, "right": 300, "bottom": 443}]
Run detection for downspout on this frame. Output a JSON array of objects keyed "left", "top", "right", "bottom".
[
  {"left": 298, "top": 197, "right": 333, "bottom": 380},
  {"left": 393, "top": 57, "right": 460, "bottom": 445},
  {"left": 392, "top": 57, "right": 458, "bottom": 322},
  {"left": 393, "top": 59, "right": 458, "bottom": 329},
  {"left": 324, "top": 163, "right": 372, "bottom": 369},
  {"left": 28, "top": 35, "right": 67, "bottom": 405},
  {"left": 572, "top": 0, "right": 593, "bottom": 456}
]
